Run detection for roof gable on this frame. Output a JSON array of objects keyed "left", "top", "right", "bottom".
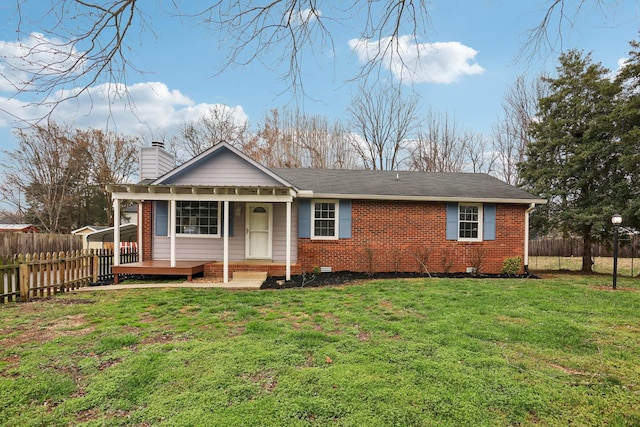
[
  {"left": 154, "top": 142, "right": 294, "bottom": 188},
  {"left": 71, "top": 225, "right": 109, "bottom": 235}
]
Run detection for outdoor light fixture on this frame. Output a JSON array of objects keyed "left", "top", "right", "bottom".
[{"left": 611, "top": 214, "right": 622, "bottom": 290}]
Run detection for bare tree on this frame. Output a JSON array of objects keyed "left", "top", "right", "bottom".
[
  {"left": 6, "top": 0, "right": 431, "bottom": 119},
  {"left": 172, "top": 106, "right": 249, "bottom": 161},
  {"left": 492, "top": 75, "right": 548, "bottom": 185},
  {"left": 245, "top": 107, "right": 361, "bottom": 169},
  {"left": 0, "top": 123, "right": 139, "bottom": 231},
  {"left": 1, "top": 123, "right": 90, "bottom": 232},
  {"left": 7, "top": 0, "right": 141, "bottom": 119},
  {"left": 347, "top": 83, "right": 420, "bottom": 170},
  {"left": 293, "top": 113, "right": 361, "bottom": 169},
  {"left": 465, "top": 133, "right": 497, "bottom": 175},
  {"left": 410, "top": 111, "right": 467, "bottom": 172},
  {"left": 246, "top": 108, "right": 301, "bottom": 168},
  {"left": 5, "top": 1, "right": 624, "bottom": 120},
  {"left": 80, "top": 128, "right": 139, "bottom": 225},
  {"left": 520, "top": 0, "right": 618, "bottom": 61}
]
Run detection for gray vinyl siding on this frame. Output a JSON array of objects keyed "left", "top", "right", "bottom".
[
  {"left": 140, "top": 146, "right": 175, "bottom": 180},
  {"left": 153, "top": 208, "right": 246, "bottom": 261},
  {"left": 162, "top": 149, "right": 283, "bottom": 186},
  {"left": 272, "top": 202, "right": 298, "bottom": 263},
  {"left": 152, "top": 201, "right": 298, "bottom": 262}
]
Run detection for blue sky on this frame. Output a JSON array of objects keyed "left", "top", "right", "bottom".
[{"left": 0, "top": 0, "right": 638, "bottom": 154}]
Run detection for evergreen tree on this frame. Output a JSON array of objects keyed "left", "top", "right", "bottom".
[
  {"left": 615, "top": 38, "right": 640, "bottom": 227},
  {"left": 519, "top": 50, "right": 626, "bottom": 272}
]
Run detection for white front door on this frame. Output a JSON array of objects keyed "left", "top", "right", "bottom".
[{"left": 246, "top": 203, "right": 272, "bottom": 259}]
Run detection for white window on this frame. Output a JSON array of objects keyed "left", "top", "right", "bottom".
[
  {"left": 175, "top": 201, "right": 220, "bottom": 236},
  {"left": 458, "top": 203, "right": 483, "bottom": 241},
  {"left": 311, "top": 200, "right": 338, "bottom": 239}
]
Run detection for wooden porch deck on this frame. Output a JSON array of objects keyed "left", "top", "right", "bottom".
[
  {"left": 112, "top": 260, "right": 210, "bottom": 284},
  {"left": 112, "top": 260, "right": 301, "bottom": 284}
]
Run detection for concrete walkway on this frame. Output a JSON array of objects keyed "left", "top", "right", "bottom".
[
  {"left": 76, "top": 281, "right": 263, "bottom": 292},
  {"left": 76, "top": 272, "right": 267, "bottom": 292}
]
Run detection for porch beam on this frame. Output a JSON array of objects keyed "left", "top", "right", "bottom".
[{"left": 110, "top": 192, "right": 293, "bottom": 203}]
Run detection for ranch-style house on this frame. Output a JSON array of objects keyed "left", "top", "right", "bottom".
[{"left": 107, "top": 142, "right": 545, "bottom": 283}]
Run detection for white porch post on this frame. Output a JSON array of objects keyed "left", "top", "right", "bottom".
[
  {"left": 223, "top": 201, "right": 229, "bottom": 283},
  {"left": 113, "top": 198, "right": 121, "bottom": 266},
  {"left": 137, "top": 201, "right": 143, "bottom": 261},
  {"left": 170, "top": 199, "right": 176, "bottom": 267},
  {"left": 286, "top": 200, "right": 291, "bottom": 281}
]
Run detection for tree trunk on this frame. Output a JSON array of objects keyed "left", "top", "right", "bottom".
[{"left": 581, "top": 229, "right": 593, "bottom": 273}]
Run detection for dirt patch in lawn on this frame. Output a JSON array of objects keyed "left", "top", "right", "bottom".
[{"left": 1, "top": 312, "right": 94, "bottom": 349}]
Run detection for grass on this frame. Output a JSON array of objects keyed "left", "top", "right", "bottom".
[
  {"left": 1, "top": 275, "right": 639, "bottom": 426},
  {"left": 530, "top": 256, "right": 640, "bottom": 276}
]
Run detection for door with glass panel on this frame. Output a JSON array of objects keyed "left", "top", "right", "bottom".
[{"left": 246, "top": 203, "right": 272, "bottom": 259}]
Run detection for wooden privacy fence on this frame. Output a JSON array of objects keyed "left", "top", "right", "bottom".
[
  {"left": 0, "top": 248, "right": 138, "bottom": 303},
  {"left": 0, "top": 233, "right": 83, "bottom": 257},
  {"left": 529, "top": 237, "right": 640, "bottom": 258}
]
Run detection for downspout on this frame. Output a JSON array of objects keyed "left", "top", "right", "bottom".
[{"left": 524, "top": 203, "right": 535, "bottom": 274}]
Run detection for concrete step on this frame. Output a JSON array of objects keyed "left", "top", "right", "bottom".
[{"left": 232, "top": 271, "right": 268, "bottom": 281}]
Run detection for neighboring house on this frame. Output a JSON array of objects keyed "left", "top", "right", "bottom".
[
  {"left": 107, "top": 142, "right": 545, "bottom": 283},
  {"left": 72, "top": 224, "right": 138, "bottom": 250},
  {"left": 72, "top": 225, "right": 110, "bottom": 250},
  {"left": 0, "top": 224, "right": 39, "bottom": 233}
]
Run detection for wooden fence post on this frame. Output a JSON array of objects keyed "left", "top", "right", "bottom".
[
  {"left": 59, "top": 251, "right": 66, "bottom": 293},
  {"left": 93, "top": 253, "right": 99, "bottom": 283},
  {"left": 19, "top": 263, "right": 30, "bottom": 301}
]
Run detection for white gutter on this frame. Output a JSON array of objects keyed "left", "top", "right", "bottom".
[
  {"left": 524, "top": 203, "right": 536, "bottom": 272},
  {"left": 301, "top": 193, "right": 547, "bottom": 205}
]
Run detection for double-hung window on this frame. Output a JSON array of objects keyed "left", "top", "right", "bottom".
[
  {"left": 176, "top": 201, "right": 220, "bottom": 236},
  {"left": 458, "top": 203, "right": 483, "bottom": 241},
  {"left": 311, "top": 200, "right": 338, "bottom": 239}
]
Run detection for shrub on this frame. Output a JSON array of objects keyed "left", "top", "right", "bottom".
[{"left": 501, "top": 256, "right": 522, "bottom": 277}]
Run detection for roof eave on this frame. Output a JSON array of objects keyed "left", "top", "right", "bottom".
[{"left": 301, "top": 193, "right": 547, "bottom": 204}]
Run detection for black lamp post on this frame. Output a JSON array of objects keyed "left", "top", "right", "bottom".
[{"left": 611, "top": 214, "right": 622, "bottom": 290}]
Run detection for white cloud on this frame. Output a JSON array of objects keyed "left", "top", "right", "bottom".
[
  {"left": 618, "top": 57, "right": 629, "bottom": 69},
  {"left": 0, "top": 32, "right": 84, "bottom": 92},
  {"left": 0, "top": 33, "right": 250, "bottom": 145},
  {"left": 348, "top": 36, "right": 484, "bottom": 84},
  {"left": 292, "top": 8, "right": 321, "bottom": 25},
  {"left": 0, "top": 81, "right": 248, "bottom": 144}
]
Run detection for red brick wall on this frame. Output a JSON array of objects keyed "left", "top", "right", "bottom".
[
  {"left": 141, "top": 201, "right": 153, "bottom": 261},
  {"left": 297, "top": 200, "right": 527, "bottom": 274}
]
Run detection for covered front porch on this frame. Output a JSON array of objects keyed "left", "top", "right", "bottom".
[
  {"left": 108, "top": 183, "right": 298, "bottom": 284},
  {"left": 111, "top": 260, "right": 303, "bottom": 284}
]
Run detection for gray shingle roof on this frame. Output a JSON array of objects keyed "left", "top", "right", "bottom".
[{"left": 271, "top": 168, "right": 542, "bottom": 202}]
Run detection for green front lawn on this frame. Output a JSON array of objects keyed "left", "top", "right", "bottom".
[{"left": 1, "top": 275, "right": 639, "bottom": 426}]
